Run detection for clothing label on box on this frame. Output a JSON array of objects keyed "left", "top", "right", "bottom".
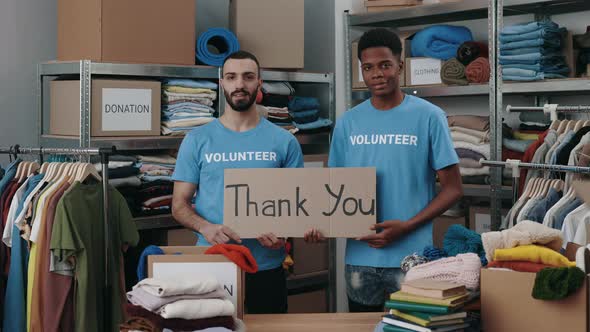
[
  {"left": 102, "top": 88, "right": 152, "bottom": 131},
  {"left": 410, "top": 58, "right": 442, "bottom": 85}
]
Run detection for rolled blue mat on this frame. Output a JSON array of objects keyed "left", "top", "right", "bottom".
[{"left": 196, "top": 28, "right": 240, "bottom": 67}]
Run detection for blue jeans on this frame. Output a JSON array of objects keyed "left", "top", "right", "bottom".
[
  {"left": 345, "top": 264, "right": 405, "bottom": 309},
  {"left": 501, "top": 47, "right": 560, "bottom": 56},
  {"left": 500, "top": 38, "right": 561, "bottom": 50},
  {"left": 500, "top": 53, "right": 563, "bottom": 63},
  {"left": 500, "top": 29, "right": 562, "bottom": 43},
  {"left": 502, "top": 63, "right": 569, "bottom": 73},
  {"left": 501, "top": 21, "right": 558, "bottom": 35}
]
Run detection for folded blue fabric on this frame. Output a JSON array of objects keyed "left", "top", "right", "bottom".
[
  {"left": 501, "top": 20, "right": 559, "bottom": 35},
  {"left": 294, "top": 118, "right": 333, "bottom": 131},
  {"left": 162, "top": 114, "right": 214, "bottom": 121},
  {"left": 411, "top": 25, "right": 473, "bottom": 60},
  {"left": 503, "top": 74, "right": 545, "bottom": 81},
  {"left": 291, "top": 109, "right": 320, "bottom": 124},
  {"left": 500, "top": 54, "right": 565, "bottom": 64},
  {"left": 288, "top": 97, "right": 320, "bottom": 112},
  {"left": 162, "top": 79, "right": 218, "bottom": 90},
  {"left": 501, "top": 63, "right": 569, "bottom": 73},
  {"left": 137, "top": 245, "right": 164, "bottom": 281},
  {"left": 500, "top": 38, "right": 561, "bottom": 50},
  {"left": 196, "top": 28, "right": 240, "bottom": 67},
  {"left": 501, "top": 46, "right": 561, "bottom": 56},
  {"left": 503, "top": 138, "right": 536, "bottom": 152},
  {"left": 500, "top": 28, "right": 563, "bottom": 43}
]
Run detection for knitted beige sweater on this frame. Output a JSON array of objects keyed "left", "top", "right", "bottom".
[{"left": 404, "top": 253, "right": 482, "bottom": 290}]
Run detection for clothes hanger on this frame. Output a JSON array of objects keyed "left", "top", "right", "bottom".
[
  {"left": 550, "top": 120, "right": 561, "bottom": 131},
  {"left": 535, "top": 178, "right": 550, "bottom": 198},
  {"left": 75, "top": 163, "right": 101, "bottom": 182},
  {"left": 39, "top": 162, "right": 49, "bottom": 174},
  {"left": 522, "top": 177, "right": 538, "bottom": 198},
  {"left": 565, "top": 119, "right": 576, "bottom": 132},
  {"left": 573, "top": 119, "right": 584, "bottom": 132}
]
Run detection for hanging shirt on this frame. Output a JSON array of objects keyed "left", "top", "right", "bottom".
[
  {"left": 562, "top": 204, "right": 590, "bottom": 248},
  {"left": 50, "top": 182, "right": 139, "bottom": 332},
  {"left": 328, "top": 95, "right": 459, "bottom": 267},
  {"left": 3, "top": 173, "right": 43, "bottom": 332},
  {"left": 172, "top": 118, "right": 304, "bottom": 271}
]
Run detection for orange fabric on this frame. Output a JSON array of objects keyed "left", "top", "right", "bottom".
[
  {"left": 205, "top": 244, "right": 258, "bottom": 273},
  {"left": 488, "top": 260, "right": 554, "bottom": 273}
]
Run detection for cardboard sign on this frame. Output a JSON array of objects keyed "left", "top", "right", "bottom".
[
  {"left": 148, "top": 246, "right": 245, "bottom": 318},
  {"left": 102, "top": 88, "right": 153, "bottom": 131},
  {"left": 406, "top": 57, "right": 443, "bottom": 86},
  {"left": 223, "top": 168, "right": 376, "bottom": 238}
]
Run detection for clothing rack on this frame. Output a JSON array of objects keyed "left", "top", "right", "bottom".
[
  {"left": 506, "top": 104, "right": 590, "bottom": 121},
  {"left": 0, "top": 145, "right": 116, "bottom": 325},
  {"left": 481, "top": 159, "right": 590, "bottom": 204}
]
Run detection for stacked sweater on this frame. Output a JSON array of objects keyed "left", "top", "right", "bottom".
[
  {"left": 500, "top": 20, "right": 569, "bottom": 81},
  {"left": 260, "top": 82, "right": 295, "bottom": 131},
  {"left": 448, "top": 115, "right": 491, "bottom": 184},
  {"left": 123, "top": 277, "right": 235, "bottom": 332},
  {"left": 117, "top": 154, "right": 176, "bottom": 217},
  {"left": 289, "top": 97, "right": 332, "bottom": 133},
  {"left": 161, "top": 79, "right": 217, "bottom": 136}
]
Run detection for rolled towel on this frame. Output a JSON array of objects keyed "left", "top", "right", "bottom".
[
  {"left": 465, "top": 57, "right": 491, "bottom": 83},
  {"left": 405, "top": 253, "right": 482, "bottom": 290},
  {"left": 196, "top": 28, "right": 240, "bottom": 67},
  {"left": 456, "top": 42, "right": 488, "bottom": 66},
  {"left": 441, "top": 58, "right": 468, "bottom": 85},
  {"left": 411, "top": 25, "right": 474, "bottom": 60}
]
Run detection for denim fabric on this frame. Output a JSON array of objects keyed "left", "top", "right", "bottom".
[
  {"left": 500, "top": 38, "right": 561, "bottom": 50},
  {"left": 293, "top": 117, "right": 332, "bottom": 131},
  {"left": 501, "top": 63, "right": 569, "bottom": 73},
  {"left": 503, "top": 74, "right": 545, "bottom": 81},
  {"left": 503, "top": 138, "right": 535, "bottom": 152},
  {"left": 525, "top": 188, "right": 562, "bottom": 222},
  {"left": 288, "top": 97, "right": 320, "bottom": 112},
  {"left": 501, "top": 47, "right": 561, "bottom": 56},
  {"left": 554, "top": 198, "right": 584, "bottom": 230},
  {"left": 345, "top": 264, "right": 405, "bottom": 306},
  {"left": 503, "top": 68, "right": 542, "bottom": 77},
  {"left": 290, "top": 109, "right": 320, "bottom": 124},
  {"left": 501, "top": 21, "right": 559, "bottom": 35},
  {"left": 500, "top": 29, "right": 562, "bottom": 43},
  {"left": 500, "top": 53, "right": 564, "bottom": 64}
]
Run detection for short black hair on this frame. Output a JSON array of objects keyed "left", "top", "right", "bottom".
[
  {"left": 222, "top": 50, "right": 261, "bottom": 76},
  {"left": 357, "top": 28, "right": 402, "bottom": 60}
]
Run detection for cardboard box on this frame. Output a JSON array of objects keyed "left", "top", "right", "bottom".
[
  {"left": 432, "top": 216, "right": 465, "bottom": 248},
  {"left": 230, "top": 0, "right": 304, "bottom": 69},
  {"left": 469, "top": 206, "right": 509, "bottom": 234},
  {"left": 57, "top": 0, "right": 195, "bottom": 65},
  {"left": 366, "top": 5, "right": 418, "bottom": 12},
  {"left": 481, "top": 269, "right": 588, "bottom": 332},
  {"left": 291, "top": 238, "right": 328, "bottom": 275},
  {"left": 563, "top": 31, "right": 576, "bottom": 78},
  {"left": 166, "top": 228, "right": 197, "bottom": 246},
  {"left": 288, "top": 289, "right": 328, "bottom": 313},
  {"left": 405, "top": 57, "right": 443, "bottom": 86},
  {"left": 148, "top": 246, "right": 245, "bottom": 319},
  {"left": 223, "top": 168, "right": 376, "bottom": 238},
  {"left": 49, "top": 79, "right": 161, "bottom": 137}
]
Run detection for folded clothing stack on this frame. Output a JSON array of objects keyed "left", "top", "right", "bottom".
[
  {"left": 289, "top": 96, "right": 332, "bottom": 133},
  {"left": 122, "top": 276, "right": 235, "bottom": 331},
  {"left": 260, "top": 82, "right": 295, "bottom": 131},
  {"left": 161, "top": 79, "right": 217, "bottom": 136},
  {"left": 448, "top": 115, "right": 490, "bottom": 184},
  {"left": 116, "top": 154, "right": 176, "bottom": 217},
  {"left": 500, "top": 20, "right": 569, "bottom": 81},
  {"left": 95, "top": 155, "right": 142, "bottom": 188}
]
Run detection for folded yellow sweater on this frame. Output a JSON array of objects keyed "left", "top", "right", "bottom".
[
  {"left": 163, "top": 86, "right": 214, "bottom": 95},
  {"left": 513, "top": 131, "right": 540, "bottom": 140},
  {"left": 493, "top": 245, "right": 576, "bottom": 268}
]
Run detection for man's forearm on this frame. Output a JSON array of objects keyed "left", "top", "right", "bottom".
[
  {"left": 172, "top": 201, "right": 209, "bottom": 232},
  {"left": 404, "top": 184, "right": 463, "bottom": 233}
]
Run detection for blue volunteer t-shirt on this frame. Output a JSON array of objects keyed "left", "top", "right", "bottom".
[
  {"left": 172, "top": 118, "right": 304, "bottom": 271},
  {"left": 329, "top": 95, "right": 458, "bottom": 268}
]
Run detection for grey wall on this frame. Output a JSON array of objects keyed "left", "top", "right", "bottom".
[{"left": 0, "top": 0, "right": 56, "bottom": 163}]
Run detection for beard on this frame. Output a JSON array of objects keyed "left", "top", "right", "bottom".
[{"left": 224, "top": 87, "right": 258, "bottom": 112}]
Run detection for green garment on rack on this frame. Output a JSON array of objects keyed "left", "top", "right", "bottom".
[{"left": 50, "top": 181, "right": 139, "bottom": 332}]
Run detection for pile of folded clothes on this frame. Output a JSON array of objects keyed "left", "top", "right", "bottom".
[
  {"left": 288, "top": 96, "right": 332, "bottom": 133},
  {"left": 500, "top": 20, "right": 569, "bottom": 81},
  {"left": 161, "top": 79, "right": 217, "bottom": 136},
  {"left": 259, "top": 82, "right": 296, "bottom": 131},
  {"left": 95, "top": 155, "right": 142, "bottom": 188},
  {"left": 116, "top": 153, "right": 176, "bottom": 217},
  {"left": 448, "top": 115, "right": 491, "bottom": 185},
  {"left": 122, "top": 276, "right": 236, "bottom": 332}
]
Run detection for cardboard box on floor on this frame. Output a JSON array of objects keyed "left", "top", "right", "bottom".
[
  {"left": 147, "top": 246, "right": 245, "bottom": 319},
  {"left": 223, "top": 168, "right": 376, "bottom": 238},
  {"left": 351, "top": 30, "right": 418, "bottom": 89},
  {"left": 50, "top": 79, "right": 161, "bottom": 137},
  {"left": 481, "top": 269, "right": 588, "bottom": 332},
  {"left": 57, "top": 0, "right": 195, "bottom": 65},
  {"left": 230, "top": 0, "right": 304, "bottom": 69}
]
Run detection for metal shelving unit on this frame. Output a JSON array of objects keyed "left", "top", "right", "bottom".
[
  {"left": 344, "top": 0, "right": 590, "bottom": 230},
  {"left": 37, "top": 60, "right": 335, "bottom": 154}
]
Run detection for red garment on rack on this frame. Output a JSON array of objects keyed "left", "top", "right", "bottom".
[
  {"left": 519, "top": 129, "right": 549, "bottom": 197},
  {"left": 502, "top": 147, "right": 524, "bottom": 161}
]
